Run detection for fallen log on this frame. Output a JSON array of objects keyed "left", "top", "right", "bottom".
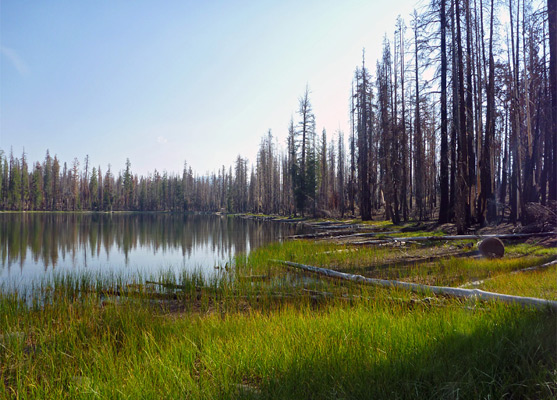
[
  {"left": 478, "top": 237, "right": 505, "bottom": 258},
  {"left": 271, "top": 259, "right": 557, "bottom": 311},
  {"left": 278, "top": 217, "right": 307, "bottom": 223},
  {"left": 351, "top": 231, "right": 556, "bottom": 246},
  {"left": 305, "top": 221, "right": 342, "bottom": 226},
  {"left": 333, "top": 231, "right": 401, "bottom": 240},
  {"left": 289, "top": 227, "right": 402, "bottom": 240},
  {"left": 289, "top": 229, "right": 359, "bottom": 239},
  {"left": 312, "top": 224, "right": 355, "bottom": 230}
]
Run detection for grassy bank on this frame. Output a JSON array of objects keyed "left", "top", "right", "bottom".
[{"left": 1, "top": 239, "right": 556, "bottom": 399}]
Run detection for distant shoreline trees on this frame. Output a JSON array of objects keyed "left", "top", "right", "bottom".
[{"left": 1, "top": 0, "right": 555, "bottom": 229}]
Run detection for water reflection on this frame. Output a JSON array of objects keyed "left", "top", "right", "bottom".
[{"left": 0, "top": 213, "right": 307, "bottom": 289}]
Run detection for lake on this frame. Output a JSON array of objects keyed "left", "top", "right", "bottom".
[{"left": 0, "top": 213, "right": 308, "bottom": 292}]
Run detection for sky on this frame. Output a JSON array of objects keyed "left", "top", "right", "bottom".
[{"left": 1, "top": 0, "right": 420, "bottom": 177}]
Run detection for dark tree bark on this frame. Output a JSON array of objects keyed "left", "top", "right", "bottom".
[
  {"left": 465, "top": 0, "right": 475, "bottom": 224},
  {"left": 439, "top": 0, "right": 450, "bottom": 224},
  {"left": 357, "top": 54, "right": 372, "bottom": 221},
  {"left": 350, "top": 83, "right": 357, "bottom": 215},
  {"left": 456, "top": 0, "right": 470, "bottom": 234},
  {"left": 479, "top": 0, "right": 496, "bottom": 225},
  {"left": 398, "top": 17, "right": 409, "bottom": 222},
  {"left": 549, "top": 0, "right": 557, "bottom": 201},
  {"left": 509, "top": 0, "right": 522, "bottom": 223},
  {"left": 413, "top": 13, "right": 425, "bottom": 221},
  {"left": 450, "top": 0, "right": 459, "bottom": 219}
]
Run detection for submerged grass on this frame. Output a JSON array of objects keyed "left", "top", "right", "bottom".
[{"left": 1, "top": 238, "right": 556, "bottom": 399}]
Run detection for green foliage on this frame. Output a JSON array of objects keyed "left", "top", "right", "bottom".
[
  {"left": 31, "top": 167, "right": 43, "bottom": 210},
  {"left": 89, "top": 167, "right": 99, "bottom": 210},
  {"left": 8, "top": 158, "right": 22, "bottom": 210},
  {"left": 0, "top": 154, "right": 5, "bottom": 209}
]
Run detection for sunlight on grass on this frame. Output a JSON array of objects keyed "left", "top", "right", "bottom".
[
  {"left": 1, "top": 282, "right": 555, "bottom": 399},
  {"left": 1, "top": 238, "right": 556, "bottom": 399},
  {"left": 480, "top": 267, "right": 557, "bottom": 301}
]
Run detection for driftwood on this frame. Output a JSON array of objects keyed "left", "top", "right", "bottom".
[
  {"left": 333, "top": 231, "right": 401, "bottom": 240},
  {"left": 352, "top": 231, "right": 556, "bottom": 246},
  {"left": 305, "top": 221, "right": 344, "bottom": 226},
  {"left": 289, "top": 230, "right": 359, "bottom": 239},
  {"left": 271, "top": 260, "right": 557, "bottom": 311},
  {"left": 312, "top": 224, "right": 356, "bottom": 230}
]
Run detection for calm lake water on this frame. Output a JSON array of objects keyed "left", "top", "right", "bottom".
[{"left": 0, "top": 213, "right": 308, "bottom": 291}]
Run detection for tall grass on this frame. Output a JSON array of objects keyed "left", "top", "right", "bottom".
[
  {"left": 479, "top": 266, "right": 557, "bottom": 300},
  {"left": 1, "top": 239, "right": 556, "bottom": 399},
  {"left": 1, "top": 282, "right": 555, "bottom": 399}
]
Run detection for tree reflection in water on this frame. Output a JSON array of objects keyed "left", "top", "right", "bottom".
[{"left": 0, "top": 213, "right": 306, "bottom": 290}]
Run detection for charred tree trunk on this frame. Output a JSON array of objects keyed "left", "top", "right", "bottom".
[
  {"left": 358, "top": 55, "right": 372, "bottom": 221},
  {"left": 456, "top": 0, "right": 470, "bottom": 234},
  {"left": 479, "top": 0, "right": 496, "bottom": 225},
  {"left": 439, "top": 0, "right": 450, "bottom": 224},
  {"left": 549, "top": 0, "right": 557, "bottom": 201}
]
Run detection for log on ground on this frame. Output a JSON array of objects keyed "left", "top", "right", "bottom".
[{"left": 271, "top": 260, "right": 557, "bottom": 311}]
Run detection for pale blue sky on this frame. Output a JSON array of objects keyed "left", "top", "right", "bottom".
[{"left": 1, "top": 0, "right": 419, "bottom": 176}]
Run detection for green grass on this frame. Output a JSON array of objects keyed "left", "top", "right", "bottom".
[
  {"left": 506, "top": 242, "right": 557, "bottom": 257},
  {"left": 1, "top": 285, "right": 555, "bottom": 399},
  {"left": 239, "top": 240, "right": 557, "bottom": 290},
  {"left": 480, "top": 266, "right": 557, "bottom": 300},
  {"left": 1, "top": 239, "right": 556, "bottom": 399}
]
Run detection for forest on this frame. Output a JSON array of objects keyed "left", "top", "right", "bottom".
[{"left": 1, "top": 0, "right": 556, "bottom": 235}]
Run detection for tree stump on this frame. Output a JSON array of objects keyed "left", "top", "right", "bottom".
[{"left": 478, "top": 237, "right": 505, "bottom": 258}]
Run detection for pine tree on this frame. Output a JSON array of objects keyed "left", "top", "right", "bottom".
[{"left": 295, "top": 85, "right": 316, "bottom": 216}]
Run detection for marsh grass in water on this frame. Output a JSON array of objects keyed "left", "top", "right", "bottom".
[{"left": 1, "top": 239, "right": 556, "bottom": 399}]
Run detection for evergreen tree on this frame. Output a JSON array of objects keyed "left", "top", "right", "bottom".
[
  {"left": 295, "top": 85, "right": 316, "bottom": 216},
  {"left": 31, "top": 163, "right": 43, "bottom": 210},
  {"left": 9, "top": 153, "right": 21, "bottom": 210}
]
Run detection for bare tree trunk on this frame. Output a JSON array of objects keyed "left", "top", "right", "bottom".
[
  {"left": 465, "top": 0, "right": 476, "bottom": 224},
  {"left": 479, "top": 0, "right": 497, "bottom": 225},
  {"left": 414, "top": 14, "right": 425, "bottom": 221},
  {"left": 450, "top": 0, "right": 459, "bottom": 220},
  {"left": 439, "top": 0, "right": 450, "bottom": 223},
  {"left": 358, "top": 54, "right": 372, "bottom": 221},
  {"left": 350, "top": 83, "right": 357, "bottom": 216},
  {"left": 549, "top": 0, "right": 557, "bottom": 201},
  {"left": 399, "top": 18, "right": 409, "bottom": 222},
  {"left": 456, "top": 0, "right": 470, "bottom": 234}
]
